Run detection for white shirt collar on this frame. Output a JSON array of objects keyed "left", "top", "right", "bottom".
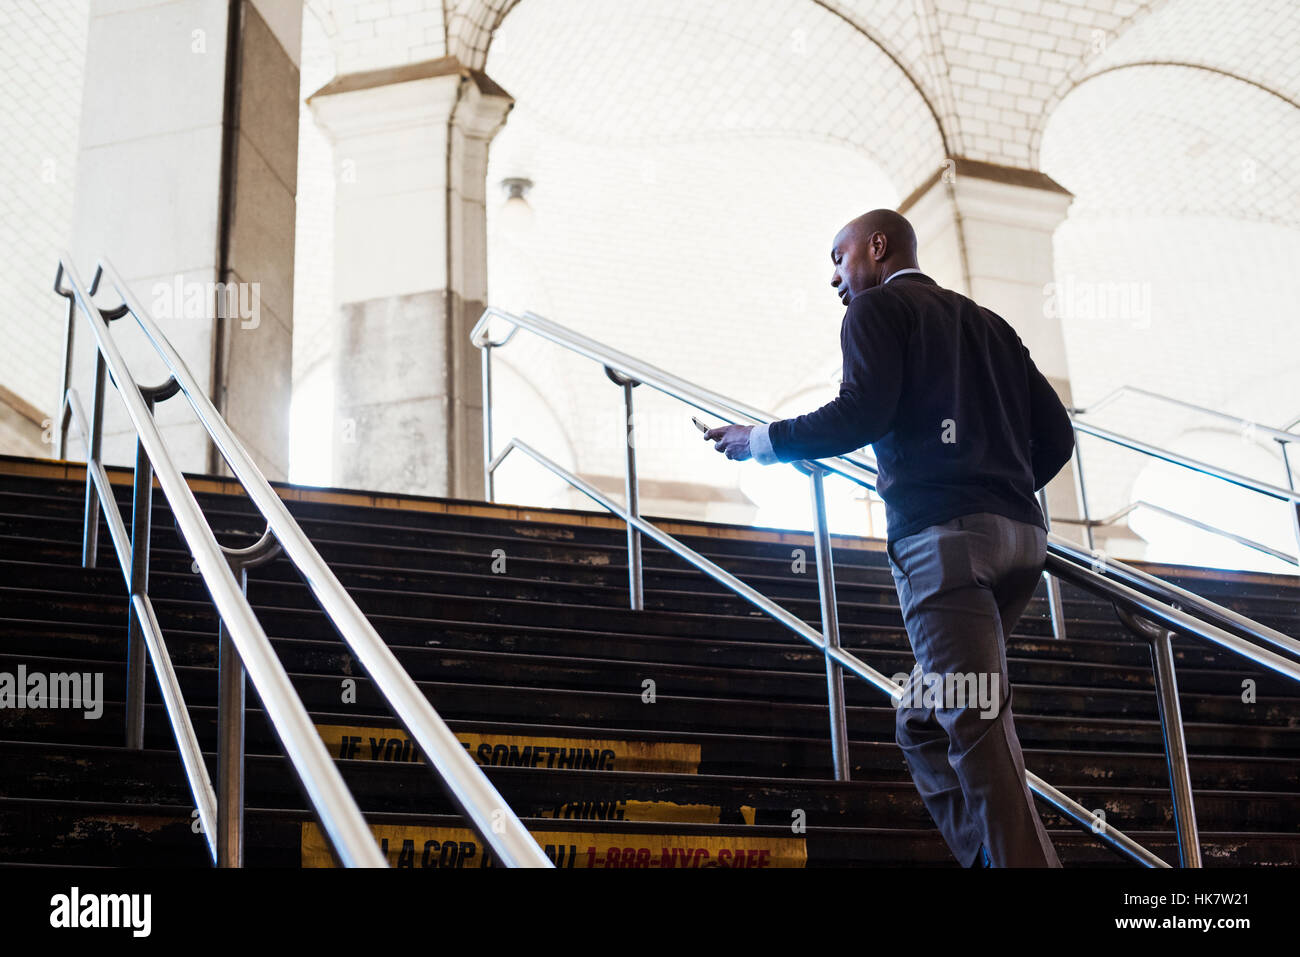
[{"left": 884, "top": 267, "right": 925, "bottom": 284}]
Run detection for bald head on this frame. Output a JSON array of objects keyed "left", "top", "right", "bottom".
[
  {"left": 830, "top": 208, "right": 920, "bottom": 305},
  {"left": 838, "top": 209, "right": 917, "bottom": 261}
]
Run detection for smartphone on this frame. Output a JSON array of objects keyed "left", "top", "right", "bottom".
[{"left": 691, "top": 415, "right": 711, "bottom": 434}]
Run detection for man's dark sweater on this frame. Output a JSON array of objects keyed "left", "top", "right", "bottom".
[{"left": 749, "top": 270, "right": 1076, "bottom": 544}]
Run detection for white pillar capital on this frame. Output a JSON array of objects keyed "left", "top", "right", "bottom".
[{"left": 308, "top": 57, "right": 512, "bottom": 306}]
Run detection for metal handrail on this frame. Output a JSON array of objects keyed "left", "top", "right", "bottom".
[
  {"left": 473, "top": 303, "right": 1300, "bottom": 869},
  {"left": 474, "top": 306, "right": 1298, "bottom": 659},
  {"left": 1045, "top": 533, "right": 1300, "bottom": 664},
  {"left": 60, "top": 390, "right": 130, "bottom": 575},
  {"left": 1067, "top": 391, "right": 1300, "bottom": 558},
  {"left": 491, "top": 437, "right": 1167, "bottom": 868},
  {"left": 56, "top": 255, "right": 381, "bottom": 867},
  {"left": 1069, "top": 419, "right": 1300, "bottom": 504},
  {"left": 1071, "top": 384, "right": 1299, "bottom": 446},
  {"left": 1052, "top": 499, "right": 1298, "bottom": 567},
  {"left": 57, "top": 255, "right": 551, "bottom": 869},
  {"left": 477, "top": 307, "right": 1299, "bottom": 562},
  {"left": 473, "top": 307, "right": 885, "bottom": 494},
  {"left": 64, "top": 388, "right": 222, "bottom": 856},
  {"left": 1050, "top": 539, "right": 1300, "bottom": 681}
]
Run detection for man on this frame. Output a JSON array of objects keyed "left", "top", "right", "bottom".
[{"left": 704, "top": 209, "right": 1074, "bottom": 867}]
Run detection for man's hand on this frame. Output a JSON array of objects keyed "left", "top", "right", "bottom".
[{"left": 703, "top": 424, "right": 754, "bottom": 461}]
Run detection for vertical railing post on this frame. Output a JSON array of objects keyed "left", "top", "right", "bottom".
[
  {"left": 216, "top": 610, "right": 245, "bottom": 866},
  {"left": 217, "top": 568, "right": 248, "bottom": 868},
  {"left": 605, "top": 367, "right": 643, "bottom": 611},
  {"left": 1072, "top": 434, "right": 1094, "bottom": 551},
  {"left": 622, "top": 379, "right": 643, "bottom": 611},
  {"left": 1287, "top": 501, "right": 1300, "bottom": 573},
  {"left": 125, "top": 377, "right": 180, "bottom": 750},
  {"left": 215, "top": 526, "right": 279, "bottom": 868},
  {"left": 477, "top": 324, "right": 520, "bottom": 504},
  {"left": 1278, "top": 438, "right": 1299, "bottom": 570},
  {"left": 1149, "top": 625, "right": 1202, "bottom": 867},
  {"left": 1037, "top": 488, "right": 1068, "bottom": 642},
  {"left": 78, "top": 296, "right": 131, "bottom": 567},
  {"left": 807, "top": 465, "right": 850, "bottom": 781},
  {"left": 482, "top": 343, "right": 495, "bottom": 503},
  {"left": 57, "top": 293, "right": 76, "bottom": 460},
  {"left": 1114, "top": 603, "right": 1202, "bottom": 867},
  {"left": 124, "top": 426, "right": 152, "bottom": 749},
  {"left": 82, "top": 352, "right": 107, "bottom": 568}
]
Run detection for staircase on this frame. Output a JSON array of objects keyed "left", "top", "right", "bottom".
[{"left": 1, "top": 456, "right": 1298, "bottom": 867}]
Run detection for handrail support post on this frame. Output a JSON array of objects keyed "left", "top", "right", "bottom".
[
  {"left": 125, "top": 378, "right": 181, "bottom": 749},
  {"left": 215, "top": 526, "right": 280, "bottom": 868},
  {"left": 482, "top": 343, "right": 495, "bottom": 503},
  {"left": 808, "top": 466, "right": 850, "bottom": 781},
  {"left": 82, "top": 353, "right": 107, "bottom": 568},
  {"left": 1072, "top": 437, "right": 1094, "bottom": 552},
  {"left": 217, "top": 568, "right": 248, "bottom": 868},
  {"left": 606, "top": 366, "right": 644, "bottom": 611},
  {"left": 1037, "top": 489, "right": 1068, "bottom": 641},
  {"left": 124, "top": 425, "right": 151, "bottom": 749},
  {"left": 124, "top": 393, "right": 156, "bottom": 750},
  {"left": 1150, "top": 625, "right": 1203, "bottom": 867},
  {"left": 1114, "top": 603, "right": 1202, "bottom": 867},
  {"left": 1279, "top": 438, "right": 1300, "bottom": 572},
  {"left": 57, "top": 294, "right": 76, "bottom": 459}
]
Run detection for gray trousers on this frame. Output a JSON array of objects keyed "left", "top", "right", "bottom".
[{"left": 885, "top": 510, "right": 1061, "bottom": 868}]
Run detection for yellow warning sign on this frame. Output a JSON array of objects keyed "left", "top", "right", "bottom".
[
  {"left": 302, "top": 823, "right": 806, "bottom": 869},
  {"left": 539, "top": 799, "right": 720, "bottom": 824},
  {"left": 316, "top": 724, "right": 701, "bottom": 774}
]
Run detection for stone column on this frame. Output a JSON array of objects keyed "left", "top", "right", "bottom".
[
  {"left": 900, "top": 158, "right": 1085, "bottom": 540},
  {"left": 67, "top": 0, "right": 301, "bottom": 480},
  {"left": 308, "top": 57, "right": 513, "bottom": 499}
]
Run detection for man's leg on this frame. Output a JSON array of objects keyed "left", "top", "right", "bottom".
[
  {"left": 986, "top": 517, "right": 1060, "bottom": 866},
  {"left": 894, "top": 659, "right": 985, "bottom": 866},
  {"left": 890, "top": 515, "right": 1059, "bottom": 867},
  {"left": 889, "top": 535, "right": 983, "bottom": 867}
]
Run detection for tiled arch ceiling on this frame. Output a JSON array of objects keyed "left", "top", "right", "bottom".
[
  {"left": 1040, "top": 64, "right": 1300, "bottom": 227},
  {"left": 448, "top": 0, "right": 1167, "bottom": 180},
  {"left": 315, "top": 0, "right": 1298, "bottom": 195},
  {"left": 477, "top": 0, "right": 945, "bottom": 197},
  {"left": 1032, "top": 0, "right": 1300, "bottom": 163}
]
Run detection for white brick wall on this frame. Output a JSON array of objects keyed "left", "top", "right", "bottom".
[{"left": 0, "top": 0, "right": 89, "bottom": 420}]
